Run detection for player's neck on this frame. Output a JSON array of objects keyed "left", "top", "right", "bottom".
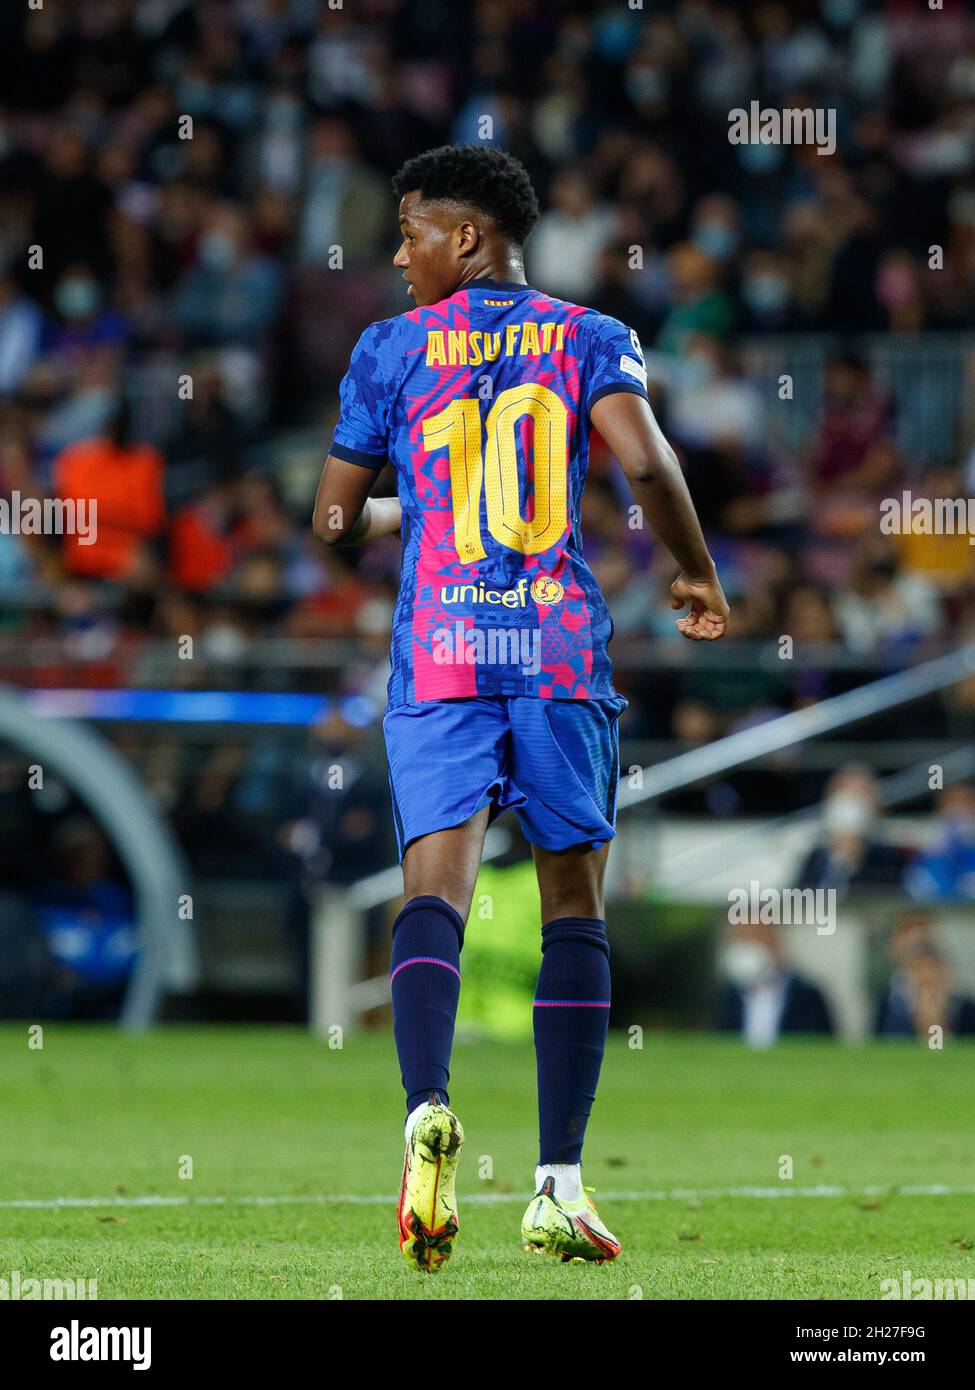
[{"left": 461, "top": 264, "right": 528, "bottom": 289}]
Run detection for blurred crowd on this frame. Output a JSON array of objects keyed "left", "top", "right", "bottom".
[
  {"left": 716, "top": 911, "right": 975, "bottom": 1045},
  {"left": 2, "top": 0, "right": 975, "bottom": 976},
  {"left": 2, "top": 1, "right": 975, "bottom": 735},
  {"left": 718, "top": 769, "right": 975, "bottom": 1045}
]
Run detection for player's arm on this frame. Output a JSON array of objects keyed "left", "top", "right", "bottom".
[
  {"left": 315, "top": 321, "right": 402, "bottom": 546},
  {"left": 591, "top": 391, "right": 729, "bottom": 641},
  {"left": 312, "top": 455, "right": 401, "bottom": 546}
]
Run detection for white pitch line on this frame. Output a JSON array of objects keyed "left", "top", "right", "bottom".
[{"left": 2, "top": 1184, "right": 975, "bottom": 1211}]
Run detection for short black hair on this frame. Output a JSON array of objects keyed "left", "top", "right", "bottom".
[{"left": 392, "top": 145, "right": 540, "bottom": 247}]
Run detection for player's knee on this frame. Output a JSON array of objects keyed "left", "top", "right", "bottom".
[
  {"left": 539, "top": 885, "right": 605, "bottom": 924},
  {"left": 401, "top": 874, "right": 473, "bottom": 925}
]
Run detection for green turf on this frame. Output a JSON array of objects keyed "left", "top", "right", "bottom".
[{"left": 1, "top": 1026, "right": 973, "bottom": 1299}]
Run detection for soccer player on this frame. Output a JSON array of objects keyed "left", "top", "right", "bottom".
[{"left": 313, "top": 145, "right": 728, "bottom": 1272}]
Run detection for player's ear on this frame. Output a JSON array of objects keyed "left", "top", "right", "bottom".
[{"left": 457, "top": 219, "right": 479, "bottom": 256}]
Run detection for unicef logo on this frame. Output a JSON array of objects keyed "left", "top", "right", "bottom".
[{"left": 530, "top": 575, "right": 564, "bottom": 606}]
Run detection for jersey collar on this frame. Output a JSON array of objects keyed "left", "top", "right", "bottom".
[{"left": 465, "top": 278, "right": 531, "bottom": 292}]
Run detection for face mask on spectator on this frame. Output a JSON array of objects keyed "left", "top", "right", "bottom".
[
  {"left": 693, "top": 222, "right": 737, "bottom": 260},
  {"left": 823, "top": 793, "right": 874, "bottom": 837},
  {"left": 55, "top": 277, "right": 100, "bottom": 319},
  {"left": 742, "top": 273, "right": 790, "bottom": 314},
  {"left": 200, "top": 231, "right": 237, "bottom": 271},
  {"left": 723, "top": 942, "right": 777, "bottom": 989},
  {"left": 737, "top": 141, "right": 783, "bottom": 174}
]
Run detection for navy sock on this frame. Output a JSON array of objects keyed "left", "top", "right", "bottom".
[
  {"left": 390, "top": 895, "right": 464, "bottom": 1116},
  {"left": 533, "top": 917, "right": 611, "bottom": 1165}
]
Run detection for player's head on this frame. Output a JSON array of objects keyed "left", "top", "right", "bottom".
[{"left": 391, "top": 145, "right": 540, "bottom": 307}]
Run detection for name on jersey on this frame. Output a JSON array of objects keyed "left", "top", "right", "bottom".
[{"left": 426, "top": 322, "right": 567, "bottom": 367}]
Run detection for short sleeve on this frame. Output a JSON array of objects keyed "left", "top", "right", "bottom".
[
  {"left": 586, "top": 314, "right": 649, "bottom": 418},
  {"left": 330, "top": 324, "right": 390, "bottom": 469}
]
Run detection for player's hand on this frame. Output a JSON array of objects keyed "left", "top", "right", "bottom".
[{"left": 670, "top": 572, "right": 729, "bottom": 641}]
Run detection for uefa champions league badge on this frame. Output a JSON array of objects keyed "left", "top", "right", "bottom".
[{"left": 530, "top": 575, "right": 564, "bottom": 606}]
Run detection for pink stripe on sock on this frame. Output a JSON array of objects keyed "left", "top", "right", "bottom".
[
  {"left": 390, "top": 956, "right": 461, "bottom": 985},
  {"left": 533, "top": 1000, "right": 611, "bottom": 1008}
]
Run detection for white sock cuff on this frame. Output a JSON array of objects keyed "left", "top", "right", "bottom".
[
  {"left": 535, "top": 1163, "right": 584, "bottom": 1204},
  {"left": 405, "top": 1102, "right": 428, "bottom": 1141}
]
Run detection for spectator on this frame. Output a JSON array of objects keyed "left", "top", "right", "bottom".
[
  {"left": 529, "top": 169, "right": 617, "bottom": 301},
  {"left": 798, "top": 766, "right": 904, "bottom": 894},
  {"left": 905, "top": 785, "right": 975, "bottom": 902},
  {"left": 875, "top": 915, "right": 975, "bottom": 1039},
  {"left": 804, "top": 350, "right": 896, "bottom": 496},
  {"left": 834, "top": 538, "right": 943, "bottom": 653},
  {"left": 657, "top": 243, "right": 736, "bottom": 355},
  {"left": 173, "top": 201, "right": 282, "bottom": 348},
  {"left": 34, "top": 817, "right": 137, "bottom": 1021},
  {"left": 715, "top": 922, "right": 833, "bottom": 1047},
  {"left": 894, "top": 468, "right": 975, "bottom": 594},
  {"left": 54, "top": 396, "right": 166, "bottom": 580},
  {"left": 168, "top": 479, "right": 237, "bottom": 594},
  {"left": 738, "top": 247, "right": 803, "bottom": 333},
  {"left": 667, "top": 334, "right": 764, "bottom": 454},
  {"left": 589, "top": 242, "right": 661, "bottom": 346},
  {"left": 0, "top": 266, "right": 43, "bottom": 395},
  {"left": 44, "top": 262, "right": 128, "bottom": 362},
  {"left": 285, "top": 710, "right": 391, "bottom": 887},
  {"left": 689, "top": 194, "right": 742, "bottom": 266},
  {"left": 297, "top": 119, "right": 387, "bottom": 267},
  {"left": 31, "top": 127, "right": 111, "bottom": 280}
]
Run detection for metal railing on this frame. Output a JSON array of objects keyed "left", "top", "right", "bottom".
[
  {"left": 618, "top": 645, "right": 975, "bottom": 810},
  {"left": 0, "top": 635, "right": 968, "bottom": 676}
]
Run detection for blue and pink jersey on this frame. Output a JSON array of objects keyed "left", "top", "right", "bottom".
[{"left": 330, "top": 278, "right": 648, "bottom": 708}]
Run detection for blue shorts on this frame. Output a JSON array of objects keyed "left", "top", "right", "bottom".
[{"left": 383, "top": 694, "right": 627, "bottom": 860}]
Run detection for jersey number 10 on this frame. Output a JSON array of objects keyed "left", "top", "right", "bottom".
[{"left": 422, "top": 384, "right": 569, "bottom": 562}]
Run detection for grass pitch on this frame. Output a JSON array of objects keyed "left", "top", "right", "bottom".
[{"left": 1, "top": 1026, "right": 973, "bottom": 1300}]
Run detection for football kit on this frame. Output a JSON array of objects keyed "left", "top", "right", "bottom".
[{"left": 330, "top": 277, "right": 647, "bottom": 856}]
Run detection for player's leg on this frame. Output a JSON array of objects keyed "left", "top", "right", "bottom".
[
  {"left": 534, "top": 838, "right": 608, "bottom": 922},
  {"left": 383, "top": 697, "right": 510, "bottom": 1270},
  {"left": 532, "top": 841, "right": 611, "bottom": 1188},
  {"left": 521, "top": 840, "right": 621, "bottom": 1260},
  {"left": 506, "top": 694, "right": 626, "bottom": 1261},
  {"left": 391, "top": 812, "right": 490, "bottom": 1273},
  {"left": 533, "top": 841, "right": 611, "bottom": 1179},
  {"left": 401, "top": 810, "right": 491, "bottom": 921},
  {"left": 393, "top": 810, "right": 490, "bottom": 1119}
]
